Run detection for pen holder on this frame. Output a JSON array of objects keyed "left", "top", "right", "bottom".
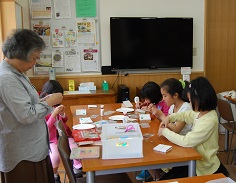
[{"left": 102, "top": 80, "right": 109, "bottom": 91}]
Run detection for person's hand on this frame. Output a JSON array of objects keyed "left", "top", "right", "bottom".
[
  {"left": 159, "top": 115, "right": 170, "bottom": 128},
  {"left": 158, "top": 127, "right": 165, "bottom": 136},
  {"left": 51, "top": 105, "right": 64, "bottom": 118},
  {"left": 45, "top": 93, "right": 63, "bottom": 107},
  {"left": 141, "top": 105, "right": 148, "bottom": 111},
  {"left": 148, "top": 104, "right": 159, "bottom": 115},
  {"left": 135, "top": 101, "right": 141, "bottom": 109},
  {"left": 58, "top": 105, "right": 66, "bottom": 115}
]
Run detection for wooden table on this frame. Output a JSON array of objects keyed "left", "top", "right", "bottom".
[
  {"left": 70, "top": 103, "right": 202, "bottom": 183},
  {"left": 152, "top": 173, "right": 226, "bottom": 183},
  {"left": 62, "top": 89, "right": 116, "bottom": 129}
]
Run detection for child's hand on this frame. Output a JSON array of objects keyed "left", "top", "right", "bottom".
[
  {"left": 58, "top": 105, "right": 66, "bottom": 115},
  {"left": 148, "top": 103, "right": 157, "bottom": 114},
  {"left": 159, "top": 116, "right": 170, "bottom": 128},
  {"left": 52, "top": 105, "right": 65, "bottom": 118},
  {"left": 158, "top": 127, "right": 165, "bottom": 136}
]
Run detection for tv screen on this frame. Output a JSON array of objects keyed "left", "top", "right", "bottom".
[{"left": 110, "top": 17, "right": 193, "bottom": 71}]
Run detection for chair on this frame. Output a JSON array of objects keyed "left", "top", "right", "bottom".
[
  {"left": 217, "top": 98, "right": 236, "bottom": 164},
  {"left": 57, "top": 120, "right": 68, "bottom": 141},
  {"left": 57, "top": 136, "right": 133, "bottom": 183},
  {"left": 57, "top": 120, "right": 68, "bottom": 183}
]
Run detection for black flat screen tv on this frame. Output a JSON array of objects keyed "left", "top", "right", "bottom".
[{"left": 110, "top": 17, "right": 193, "bottom": 71}]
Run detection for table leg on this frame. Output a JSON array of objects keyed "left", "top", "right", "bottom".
[
  {"left": 188, "top": 160, "right": 196, "bottom": 177},
  {"left": 86, "top": 171, "right": 95, "bottom": 183}
]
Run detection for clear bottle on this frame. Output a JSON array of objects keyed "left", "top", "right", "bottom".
[
  {"left": 122, "top": 112, "right": 128, "bottom": 123},
  {"left": 100, "top": 105, "right": 104, "bottom": 116}
]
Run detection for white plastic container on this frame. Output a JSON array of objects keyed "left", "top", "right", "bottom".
[
  {"left": 101, "top": 123, "right": 143, "bottom": 159},
  {"left": 100, "top": 105, "right": 104, "bottom": 116}
]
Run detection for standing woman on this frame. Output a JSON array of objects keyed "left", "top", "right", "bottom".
[{"left": 0, "top": 29, "right": 63, "bottom": 183}]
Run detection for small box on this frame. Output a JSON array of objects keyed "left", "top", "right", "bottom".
[
  {"left": 68, "top": 80, "right": 75, "bottom": 91},
  {"left": 101, "top": 123, "right": 143, "bottom": 159},
  {"left": 78, "top": 86, "right": 96, "bottom": 91}
]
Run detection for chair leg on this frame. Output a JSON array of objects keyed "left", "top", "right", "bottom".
[
  {"left": 225, "top": 130, "right": 229, "bottom": 151},
  {"left": 58, "top": 170, "right": 67, "bottom": 183},
  {"left": 227, "top": 132, "right": 234, "bottom": 164},
  {"left": 63, "top": 171, "right": 66, "bottom": 183}
]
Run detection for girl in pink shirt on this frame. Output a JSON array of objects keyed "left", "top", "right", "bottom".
[
  {"left": 40, "top": 80, "right": 83, "bottom": 183},
  {"left": 138, "top": 81, "right": 169, "bottom": 116}
]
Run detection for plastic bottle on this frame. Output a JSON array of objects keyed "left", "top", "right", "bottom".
[
  {"left": 122, "top": 112, "right": 128, "bottom": 123},
  {"left": 100, "top": 105, "right": 104, "bottom": 116}
]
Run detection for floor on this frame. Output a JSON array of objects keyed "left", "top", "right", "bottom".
[{"left": 58, "top": 133, "right": 236, "bottom": 183}]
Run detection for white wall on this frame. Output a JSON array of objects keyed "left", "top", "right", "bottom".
[{"left": 16, "top": 0, "right": 204, "bottom": 76}]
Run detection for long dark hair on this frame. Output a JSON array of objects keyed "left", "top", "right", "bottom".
[
  {"left": 40, "top": 80, "right": 63, "bottom": 98},
  {"left": 160, "top": 78, "right": 190, "bottom": 102},
  {"left": 140, "top": 81, "right": 162, "bottom": 104},
  {"left": 189, "top": 77, "right": 217, "bottom": 111}
]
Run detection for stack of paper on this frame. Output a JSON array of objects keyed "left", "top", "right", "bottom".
[
  {"left": 122, "top": 100, "right": 133, "bottom": 108},
  {"left": 153, "top": 144, "right": 172, "bottom": 153},
  {"left": 79, "top": 117, "right": 93, "bottom": 124},
  {"left": 139, "top": 114, "right": 151, "bottom": 121}
]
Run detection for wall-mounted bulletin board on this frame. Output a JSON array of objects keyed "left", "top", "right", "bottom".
[{"left": 29, "top": 0, "right": 100, "bottom": 75}]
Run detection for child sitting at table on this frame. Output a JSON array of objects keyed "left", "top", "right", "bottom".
[
  {"left": 136, "top": 78, "right": 192, "bottom": 182},
  {"left": 158, "top": 77, "right": 229, "bottom": 180},
  {"left": 40, "top": 80, "right": 83, "bottom": 183},
  {"left": 137, "top": 81, "right": 169, "bottom": 116}
]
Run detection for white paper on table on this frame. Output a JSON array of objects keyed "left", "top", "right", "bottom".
[
  {"left": 79, "top": 117, "right": 93, "bottom": 124},
  {"left": 139, "top": 114, "right": 151, "bottom": 121},
  {"left": 122, "top": 100, "right": 133, "bottom": 108},
  {"left": 206, "top": 177, "right": 236, "bottom": 183},
  {"left": 153, "top": 144, "right": 172, "bottom": 153},
  {"left": 76, "top": 109, "right": 86, "bottom": 115}
]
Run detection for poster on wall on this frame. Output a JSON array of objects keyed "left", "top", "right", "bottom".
[
  {"left": 52, "top": 50, "right": 64, "bottom": 68},
  {"left": 52, "top": 29, "right": 65, "bottom": 48},
  {"left": 34, "top": 50, "right": 52, "bottom": 74},
  {"left": 81, "top": 48, "right": 99, "bottom": 72},
  {"left": 64, "top": 49, "right": 81, "bottom": 72},
  {"left": 54, "top": 0, "right": 71, "bottom": 19},
  {"left": 30, "top": 0, "right": 52, "bottom": 19},
  {"left": 33, "top": 23, "right": 51, "bottom": 46},
  {"left": 76, "top": 19, "right": 96, "bottom": 45},
  {"left": 65, "top": 30, "right": 77, "bottom": 47},
  {"left": 75, "top": 0, "right": 96, "bottom": 17}
]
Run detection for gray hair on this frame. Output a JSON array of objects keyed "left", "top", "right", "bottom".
[{"left": 2, "top": 29, "right": 46, "bottom": 62}]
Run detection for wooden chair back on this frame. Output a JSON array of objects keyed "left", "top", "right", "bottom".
[
  {"left": 58, "top": 136, "right": 77, "bottom": 183},
  {"left": 217, "top": 98, "right": 235, "bottom": 122}
]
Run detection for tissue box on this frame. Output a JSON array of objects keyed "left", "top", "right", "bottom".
[
  {"left": 101, "top": 123, "right": 143, "bottom": 159},
  {"left": 78, "top": 86, "right": 96, "bottom": 91}
]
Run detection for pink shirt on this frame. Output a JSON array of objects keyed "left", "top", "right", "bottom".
[
  {"left": 45, "top": 114, "right": 72, "bottom": 144},
  {"left": 156, "top": 100, "right": 169, "bottom": 116}
]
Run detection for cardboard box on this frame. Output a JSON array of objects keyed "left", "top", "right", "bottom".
[{"left": 101, "top": 123, "right": 143, "bottom": 159}]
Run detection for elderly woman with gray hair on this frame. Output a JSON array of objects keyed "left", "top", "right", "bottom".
[{"left": 0, "top": 29, "right": 62, "bottom": 183}]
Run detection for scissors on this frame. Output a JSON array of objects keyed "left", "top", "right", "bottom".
[{"left": 124, "top": 125, "right": 136, "bottom": 132}]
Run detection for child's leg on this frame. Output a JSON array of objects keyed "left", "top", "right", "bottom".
[
  {"left": 68, "top": 137, "right": 82, "bottom": 169},
  {"left": 49, "top": 143, "right": 60, "bottom": 174}
]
